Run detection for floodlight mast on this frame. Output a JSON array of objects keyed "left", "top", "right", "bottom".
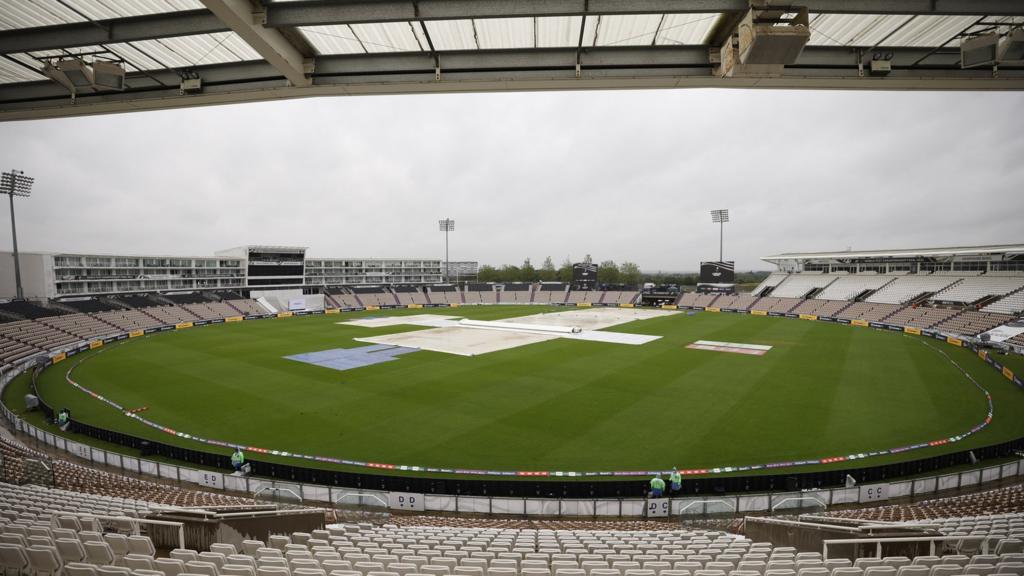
[
  {"left": 2, "top": 170, "right": 34, "bottom": 300},
  {"left": 439, "top": 218, "right": 455, "bottom": 282},
  {"left": 710, "top": 209, "right": 730, "bottom": 262}
]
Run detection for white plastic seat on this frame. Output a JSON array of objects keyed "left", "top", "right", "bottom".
[
  {"left": 929, "top": 566, "right": 961, "bottom": 576},
  {"left": 96, "top": 567, "right": 132, "bottom": 575},
  {"left": 85, "top": 541, "right": 117, "bottom": 566},
  {"left": 155, "top": 558, "right": 188, "bottom": 576},
  {"left": 26, "top": 545, "right": 62, "bottom": 575},
  {"left": 222, "top": 566, "right": 257, "bottom": 576},
  {"left": 128, "top": 536, "right": 156, "bottom": 557},
  {"left": 185, "top": 560, "right": 221, "bottom": 576},
  {"left": 124, "top": 554, "right": 156, "bottom": 570},
  {"left": 56, "top": 538, "right": 88, "bottom": 564},
  {"left": 64, "top": 562, "right": 100, "bottom": 576},
  {"left": 172, "top": 549, "right": 201, "bottom": 563}
]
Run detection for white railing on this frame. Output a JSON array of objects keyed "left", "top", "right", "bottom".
[
  {"left": 823, "top": 535, "right": 1002, "bottom": 559},
  {"left": 50, "top": 512, "right": 186, "bottom": 550}
]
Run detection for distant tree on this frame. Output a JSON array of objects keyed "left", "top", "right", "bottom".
[
  {"left": 477, "top": 265, "right": 498, "bottom": 282},
  {"left": 539, "top": 256, "right": 556, "bottom": 282},
  {"left": 598, "top": 260, "right": 619, "bottom": 284},
  {"left": 521, "top": 258, "right": 537, "bottom": 282},
  {"left": 557, "top": 257, "right": 574, "bottom": 282},
  {"left": 619, "top": 261, "right": 641, "bottom": 286},
  {"left": 500, "top": 264, "right": 521, "bottom": 282},
  {"left": 583, "top": 254, "right": 593, "bottom": 264}
]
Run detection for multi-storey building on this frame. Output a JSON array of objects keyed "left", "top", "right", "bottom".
[{"left": 0, "top": 245, "right": 445, "bottom": 299}]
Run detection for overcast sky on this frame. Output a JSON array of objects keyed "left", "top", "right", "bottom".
[{"left": 0, "top": 89, "right": 1021, "bottom": 272}]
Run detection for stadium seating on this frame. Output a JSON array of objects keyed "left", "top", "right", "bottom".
[
  {"left": 750, "top": 297, "right": 802, "bottom": 314},
  {"left": 883, "top": 307, "right": 961, "bottom": 329},
  {"left": 867, "top": 276, "right": 962, "bottom": 305},
  {"left": 751, "top": 272, "right": 789, "bottom": 296},
  {"left": 931, "top": 277, "right": 1024, "bottom": 305},
  {"left": 500, "top": 284, "right": 534, "bottom": 304},
  {"left": 713, "top": 294, "right": 760, "bottom": 311},
  {"left": 789, "top": 299, "right": 851, "bottom": 317},
  {"left": 57, "top": 299, "right": 124, "bottom": 314},
  {"left": 136, "top": 305, "right": 201, "bottom": 326},
  {"left": 427, "top": 285, "right": 464, "bottom": 305},
  {"left": 0, "top": 300, "right": 70, "bottom": 320},
  {"left": 393, "top": 286, "right": 431, "bottom": 306},
  {"left": 182, "top": 301, "right": 242, "bottom": 320},
  {"left": 982, "top": 291, "right": 1024, "bottom": 315},
  {"left": 601, "top": 290, "right": 639, "bottom": 305},
  {"left": 678, "top": 293, "right": 720, "bottom": 308},
  {"left": 932, "top": 311, "right": 1016, "bottom": 337},
  {"left": 815, "top": 275, "right": 894, "bottom": 301},
  {"left": 769, "top": 273, "right": 837, "bottom": 298},
  {"left": 826, "top": 484, "right": 1024, "bottom": 523},
  {"left": 532, "top": 284, "right": 569, "bottom": 304},
  {"left": 463, "top": 284, "right": 498, "bottom": 304},
  {"left": 834, "top": 302, "right": 902, "bottom": 322},
  {"left": 38, "top": 314, "right": 120, "bottom": 342},
  {"left": 0, "top": 319, "right": 78, "bottom": 351}
]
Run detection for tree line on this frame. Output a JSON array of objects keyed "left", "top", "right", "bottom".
[{"left": 474, "top": 256, "right": 769, "bottom": 287}]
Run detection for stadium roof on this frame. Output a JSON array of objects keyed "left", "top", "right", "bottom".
[
  {"left": 762, "top": 244, "right": 1024, "bottom": 261},
  {"left": 1, "top": 0, "right": 1023, "bottom": 121}
]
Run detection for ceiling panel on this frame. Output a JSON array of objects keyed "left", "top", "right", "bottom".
[
  {"left": 656, "top": 13, "right": 720, "bottom": 45},
  {"left": 424, "top": 20, "right": 478, "bottom": 51},
  {"left": 592, "top": 14, "right": 663, "bottom": 47},
  {"left": 0, "top": 0, "right": 205, "bottom": 30},
  {"left": 474, "top": 18, "right": 534, "bottom": 49},
  {"left": 536, "top": 16, "right": 583, "bottom": 48},
  {"left": 350, "top": 22, "right": 426, "bottom": 53},
  {"left": 0, "top": 56, "right": 46, "bottom": 83}
]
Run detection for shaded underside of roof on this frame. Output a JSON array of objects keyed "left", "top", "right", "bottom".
[{"left": 1, "top": 0, "right": 1023, "bottom": 120}]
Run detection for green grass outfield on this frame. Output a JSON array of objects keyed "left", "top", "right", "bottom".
[{"left": 7, "top": 305, "right": 1024, "bottom": 480}]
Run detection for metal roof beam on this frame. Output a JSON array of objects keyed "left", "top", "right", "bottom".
[
  {"left": 200, "top": 0, "right": 311, "bottom": 87},
  {"left": 5, "top": 0, "right": 1024, "bottom": 55},
  {"left": 0, "top": 11, "right": 228, "bottom": 55}
]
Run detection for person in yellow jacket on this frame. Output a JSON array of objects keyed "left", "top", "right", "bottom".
[
  {"left": 670, "top": 468, "right": 682, "bottom": 493},
  {"left": 649, "top": 474, "right": 665, "bottom": 498}
]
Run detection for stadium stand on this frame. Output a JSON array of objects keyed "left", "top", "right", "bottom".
[
  {"left": 750, "top": 297, "right": 803, "bottom": 314},
  {"left": 825, "top": 484, "right": 1024, "bottom": 523},
  {"left": 140, "top": 305, "right": 201, "bottom": 326},
  {"left": 678, "top": 292, "right": 720, "bottom": 308},
  {"left": 602, "top": 289, "right": 639, "bottom": 305},
  {"left": 162, "top": 293, "right": 211, "bottom": 305},
  {"left": 983, "top": 290, "right": 1024, "bottom": 315},
  {"left": 0, "top": 300, "right": 69, "bottom": 320},
  {"left": 225, "top": 299, "right": 269, "bottom": 316},
  {"left": 867, "top": 276, "right": 962, "bottom": 305},
  {"left": 834, "top": 302, "right": 902, "bottom": 322},
  {"left": 463, "top": 284, "right": 497, "bottom": 304},
  {"left": 182, "top": 301, "right": 241, "bottom": 320},
  {"left": 500, "top": 283, "right": 533, "bottom": 304},
  {"left": 113, "top": 295, "right": 166, "bottom": 309},
  {"left": 883, "top": 306, "right": 961, "bottom": 329},
  {"left": 932, "top": 277, "right": 1024, "bottom": 305},
  {"left": 751, "top": 272, "right": 789, "bottom": 296},
  {"left": 323, "top": 289, "right": 363, "bottom": 309},
  {"left": 56, "top": 299, "right": 122, "bottom": 314},
  {"left": 769, "top": 273, "right": 837, "bottom": 298},
  {"left": 351, "top": 286, "right": 394, "bottom": 308},
  {"left": 0, "top": 320, "right": 77, "bottom": 351},
  {"left": 933, "top": 311, "right": 1017, "bottom": 337},
  {"left": 38, "top": 314, "right": 120, "bottom": 342},
  {"left": 393, "top": 286, "right": 430, "bottom": 306},
  {"left": 92, "top": 309, "right": 164, "bottom": 332},
  {"left": 713, "top": 294, "right": 760, "bottom": 311},
  {"left": 532, "top": 283, "right": 569, "bottom": 304},
  {"left": 815, "top": 275, "right": 895, "bottom": 301},
  {"left": 789, "top": 299, "right": 851, "bottom": 318},
  {"left": 427, "top": 285, "right": 463, "bottom": 305}
]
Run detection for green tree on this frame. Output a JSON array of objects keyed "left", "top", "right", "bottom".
[
  {"left": 557, "top": 257, "right": 574, "bottom": 282},
  {"left": 500, "top": 264, "right": 521, "bottom": 282},
  {"left": 619, "top": 261, "right": 641, "bottom": 286},
  {"left": 540, "top": 256, "right": 556, "bottom": 282},
  {"left": 583, "top": 254, "right": 593, "bottom": 264},
  {"left": 521, "top": 258, "right": 537, "bottom": 282},
  {"left": 598, "top": 260, "right": 619, "bottom": 285},
  {"left": 477, "top": 265, "right": 498, "bottom": 282}
]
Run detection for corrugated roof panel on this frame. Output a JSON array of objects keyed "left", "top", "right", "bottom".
[
  {"left": 536, "top": 16, "right": 582, "bottom": 48},
  {"left": 807, "top": 14, "right": 986, "bottom": 47},
  {"left": 125, "top": 33, "right": 261, "bottom": 69},
  {"left": 656, "top": 13, "right": 720, "bottom": 45},
  {"left": 592, "top": 14, "right": 663, "bottom": 46},
  {"left": 0, "top": 0, "right": 206, "bottom": 30},
  {"left": 424, "top": 20, "right": 478, "bottom": 51},
  {"left": 886, "top": 15, "right": 981, "bottom": 47},
  {"left": 0, "top": 55, "right": 46, "bottom": 83},
  {"left": 474, "top": 18, "right": 534, "bottom": 49},
  {"left": 349, "top": 22, "right": 425, "bottom": 53},
  {"left": 0, "top": 0, "right": 87, "bottom": 29},
  {"left": 300, "top": 25, "right": 371, "bottom": 54}
]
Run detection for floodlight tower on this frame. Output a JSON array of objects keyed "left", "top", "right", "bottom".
[
  {"left": 710, "top": 209, "right": 729, "bottom": 262},
  {"left": 439, "top": 218, "right": 455, "bottom": 282},
  {"left": 2, "top": 170, "right": 34, "bottom": 300}
]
